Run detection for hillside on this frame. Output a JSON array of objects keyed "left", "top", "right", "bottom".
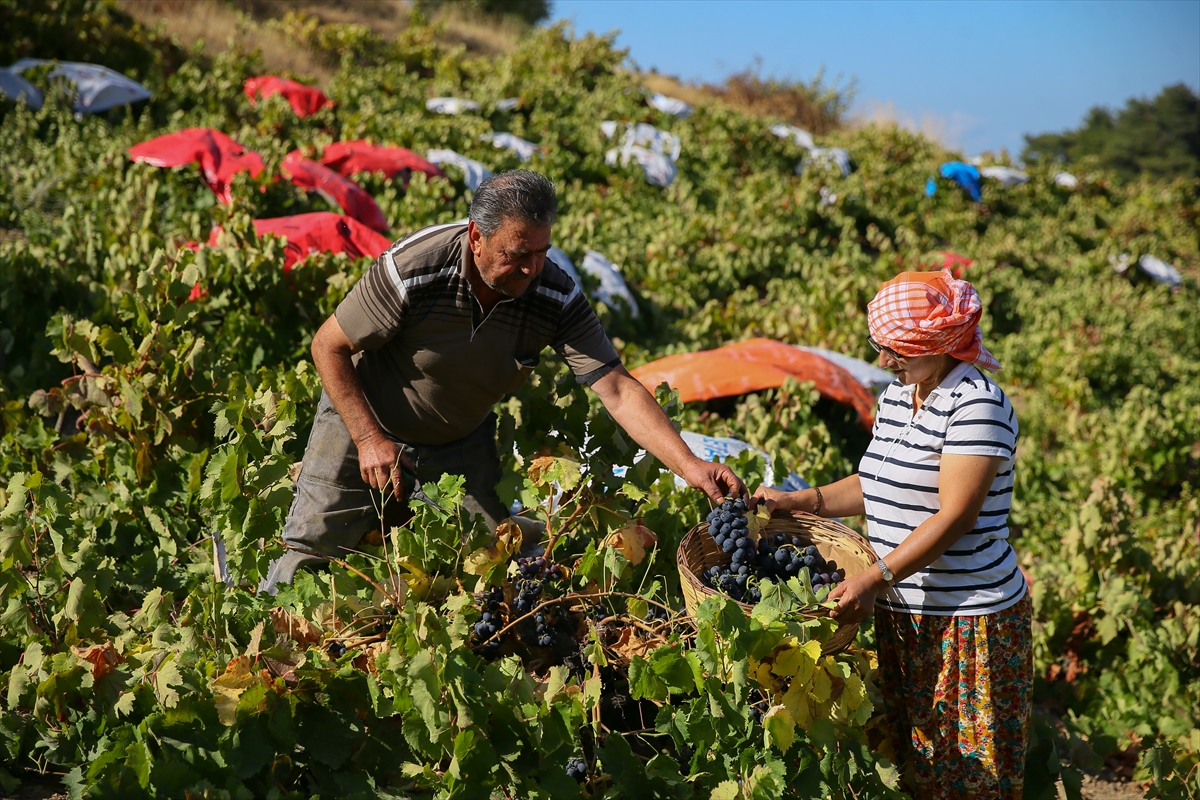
[{"left": 1, "top": 3, "right": 1198, "bottom": 799}]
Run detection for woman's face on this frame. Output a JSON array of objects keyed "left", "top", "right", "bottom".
[{"left": 877, "top": 349, "right": 953, "bottom": 387}]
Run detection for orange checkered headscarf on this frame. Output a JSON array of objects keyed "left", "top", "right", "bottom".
[{"left": 867, "top": 269, "right": 1001, "bottom": 372}]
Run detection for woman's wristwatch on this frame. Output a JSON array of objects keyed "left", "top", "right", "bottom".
[{"left": 875, "top": 558, "right": 896, "bottom": 586}]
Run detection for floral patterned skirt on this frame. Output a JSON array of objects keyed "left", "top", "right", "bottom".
[{"left": 875, "top": 593, "right": 1033, "bottom": 800}]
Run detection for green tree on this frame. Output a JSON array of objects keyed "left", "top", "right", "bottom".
[{"left": 1022, "top": 83, "right": 1200, "bottom": 182}]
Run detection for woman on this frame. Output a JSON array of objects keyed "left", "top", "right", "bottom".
[{"left": 753, "top": 269, "right": 1031, "bottom": 799}]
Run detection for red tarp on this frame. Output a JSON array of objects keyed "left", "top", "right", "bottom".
[
  {"left": 319, "top": 140, "right": 445, "bottom": 185},
  {"left": 631, "top": 338, "right": 879, "bottom": 430},
  {"left": 243, "top": 76, "right": 333, "bottom": 117},
  {"left": 940, "top": 251, "right": 974, "bottom": 278},
  {"left": 128, "top": 128, "right": 264, "bottom": 204},
  {"left": 282, "top": 150, "right": 389, "bottom": 233},
  {"left": 207, "top": 212, "right": 392, "bottom": 273}
]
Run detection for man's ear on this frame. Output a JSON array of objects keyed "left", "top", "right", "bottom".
[{"left": 466, "top": 219, "right": 482, "bottom": 252}]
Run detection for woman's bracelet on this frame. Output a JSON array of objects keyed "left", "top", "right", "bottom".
[{"left": 813, "top": 486, "right": 824, "bottom": 516}]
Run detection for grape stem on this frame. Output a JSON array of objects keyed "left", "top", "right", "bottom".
[
  {"left": 471, "top": 591, "right": 679, "bottom": 650},
  {"left": 285, "top": 545, "right": 402, "bottom": 608}
]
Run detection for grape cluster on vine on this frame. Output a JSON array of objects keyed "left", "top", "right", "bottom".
[
  {"left": 702, "top": 498, "right": 845, "bottom": 602},
  {"left": 565, "top": 758, "right": 588, "bottom": 782},
  {"left": 533, "top": 612, "right": 553, "bottom": 647},
  {"left": 472, "top": 586, "right": 505, "bottom": 655},
  {"left": 510, "top": 555, "right": 564, "bottom": 615},
  {"left": 643, "top": 604, "right": 670, "bottom": 624},
  {"left": 747, "top": 687, "right": 765, "bottom": 725}
]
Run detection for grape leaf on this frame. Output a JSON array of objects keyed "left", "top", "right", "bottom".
[{"left": 763, "top": 704, "right": 795, "bottom": 754}]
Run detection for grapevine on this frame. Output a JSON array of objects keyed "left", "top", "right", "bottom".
[{"left": 0, "top": 4, "right": 1195, "bottom": 799}]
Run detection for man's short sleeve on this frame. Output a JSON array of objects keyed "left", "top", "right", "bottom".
[
  {"left": 943, "top": 388, "right": 1018, "bottom": 459},
  {"left": 335, "top": 249, "right": 407, "bottom": 350},
  {"left": 552, "top": 292, "right": 621, "bottom": 385}
]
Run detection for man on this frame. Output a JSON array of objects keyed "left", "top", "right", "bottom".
[{"left": 262, "top": 170, "right": 744, "bottom": 593}]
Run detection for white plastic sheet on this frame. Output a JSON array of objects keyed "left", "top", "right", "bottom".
[
  {"left": 495, "top": 97, "right": 520, "bottom": 111},
  {"left": 581, "top": 251, "right": 639, "bottom": 317},
  {"left": 798, "top": 147, "right": 851, "bottom": 177},
  {"left": 548, "top": 246, "right": 638, "bottom": 317},
  {"left": 1137, "top": 255, "right": 1183, "bottom": 288},
  {"left": 601, "top": 121, "right": 681, "bottom": 188},
  {"left": 0, "top": 68, "right": 43, "bottom": 108},
  {"left": 425, "top": 149, "right": 492, "bottom": 191},
  {"left": 1111, "top": 253, "right": 1183, "bottom": 288},
  {"left": 647, "top": 92, "right": 692, "bottom": 118},
  {"left": 775, "top": 472, "right": 810, "bottom": 492},
  {"left": 981, "top": 166, "right": 1030, "bottom": 187},
  {"left": 547, "top": 245, "right": 583, "bottom": 290},
  {"left": 1054, "top": 172, "right": 1079, "bottom": 188},
  {"left": 10, "top": 58, "right": 150, "bottom": 114},
  {"left": 681, "top": 432, "right": 775, "bottom": 487},
  {"left": 770, "top": 123, "right": 814, "bottom": 150},
  {"left": 612, "top": 432, "right": 774, "bottom": 488},
  {"left": 483, "top": 132, "right": 538, "bottom": 161},
  {"left": 425, "top": 97, "right": 480, "bottom": 115}
]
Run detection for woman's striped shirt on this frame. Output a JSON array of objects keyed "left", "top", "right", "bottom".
[{"left": 860, "top": 360, "right": 1025, "bottom": 616}]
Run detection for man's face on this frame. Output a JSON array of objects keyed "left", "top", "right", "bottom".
[{"left": 468, "top": 218, "right": 552, "bottom": 298}]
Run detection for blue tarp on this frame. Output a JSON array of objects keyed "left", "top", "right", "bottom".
[{"left": 929, "top": 162, "right": 982, "bottom": 202}]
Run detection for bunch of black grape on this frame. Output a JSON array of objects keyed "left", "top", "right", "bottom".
[
  {"left": 472, "top": 586, "right": 505, "bottom": 656},
  {"left": 747, "top": 687, "right": 765, "bottom": 725},
  {"left": 510, "top": 555, "right": 553, "bottom": 614},
  {"left": 701, "top": 499, "right": 845, "bottom": 602},
  {"left": 764, "top": 537, "right": 845, "bottom": 589},
  {"left": 533, "top": 611, "right": 553, "bottom": 647},
  {"left": 703, "top": 498, "right": 756, "bottom": 600},
  {"left": 643, "top": 604, "right": 670, "bottom": 624},
  {"left": 508, "top": 556, "right": 568, "bottom": 647},
  {"left": 565, "top": 758, "right": 588, "bottom": 782}
]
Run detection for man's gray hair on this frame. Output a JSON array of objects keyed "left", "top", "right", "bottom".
[{"left": 469, "top": 170, "right": 558, "bottom": 237}]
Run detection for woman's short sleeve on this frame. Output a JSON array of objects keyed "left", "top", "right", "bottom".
[{"left": 943, "top": 389, "right": 1018, "bottom": 459}]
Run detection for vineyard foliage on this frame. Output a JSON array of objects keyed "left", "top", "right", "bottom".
[{"left": 1, "top": 4, "right": 1199, "bottom": 799}]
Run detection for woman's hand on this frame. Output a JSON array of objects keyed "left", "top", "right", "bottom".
[
  {"left": 827, "top": 567, "right": 886, "bottom": 626},
  {"left": 751, "top": 485, "right": 823, "bottom": 515},
  {"left": 750, "top": 485, "right": 789, "bottom": 513}
]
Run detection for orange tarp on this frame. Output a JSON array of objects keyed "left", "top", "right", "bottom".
[{"left": 631, "top": 338, "right": 879, "bottom": 429}]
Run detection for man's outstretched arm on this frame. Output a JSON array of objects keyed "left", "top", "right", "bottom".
[
  {"left": 590, "top": 365, "right": 746, "bottom": 503},
  {"left": 310, "top": 315, "right": 407, "bottom": 492}
]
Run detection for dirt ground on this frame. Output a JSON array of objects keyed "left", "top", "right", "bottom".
[
  {"left": 1061, "top": 773, "right": 1149, "bottom": 800},
  {"left": 1, "top": 774, "right": 67, "bottom": 800}
]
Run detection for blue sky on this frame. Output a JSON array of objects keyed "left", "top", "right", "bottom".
[{"left": 549, "top": 0, "right": 1200, "bottom": 157}]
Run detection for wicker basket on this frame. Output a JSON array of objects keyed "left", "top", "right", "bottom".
[{"left": 677, "top": 511, "right": 879, "bottom": 656}]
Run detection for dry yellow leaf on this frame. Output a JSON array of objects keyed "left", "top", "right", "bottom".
[
  {"left": 463, "top": 544, "right": 505, "bottom": 576},
  {"left": 496, "top": 519, "right": 523, "bottom": 555},
  {"left": 606, "top": 520, "right": 657, "bottom": 566},
  {"left": 71, "top": 642, "right": 124, "bottom": 681},
  {"left": 211, "top": 656, "right": 266, "bottom": 726},
  {"left": 270, "top": 607, "right": 322, "bottom": 645}
]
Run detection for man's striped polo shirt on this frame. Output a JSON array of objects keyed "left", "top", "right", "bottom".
[
  {"left": 335, "top": 222, "right": 620, "bottom": 446},
  {"left": 860, "top": 359, "right": 1025, "bottom": 616}
]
